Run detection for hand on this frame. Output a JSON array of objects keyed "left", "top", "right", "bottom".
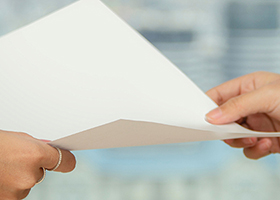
[
  {"left": 0, "top": 130, "right": 76, "bottom": 200},
  {"left": 206, "top": 71, "right": 280, "bottom": 159}
]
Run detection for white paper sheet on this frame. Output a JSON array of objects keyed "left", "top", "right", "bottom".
[{"left": 0, "top": 0, "right": 280, "bottom": 150}]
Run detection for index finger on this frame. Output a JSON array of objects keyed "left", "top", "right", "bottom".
[
  {"left": 206, "top": 73, "right": 255, "bottom": 105},
  {"left": 206, "top": 71, "right": 280, "bottom": 105}
]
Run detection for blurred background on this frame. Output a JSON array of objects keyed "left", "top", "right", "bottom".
[{"left": 1, "top": 0, "right": 280, "bottom": 199}]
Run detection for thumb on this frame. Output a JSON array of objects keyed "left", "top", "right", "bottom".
[{"left": 205, "top": 87, "right": 275, "bottom": 125}]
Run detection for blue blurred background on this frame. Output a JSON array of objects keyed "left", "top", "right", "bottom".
[{"left": 1, "top": 0, "right": 280, "bottom": 199}]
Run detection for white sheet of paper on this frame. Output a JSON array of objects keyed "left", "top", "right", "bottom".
[{"left": 0, "top": 0, "right": 280, "bottom": 150}]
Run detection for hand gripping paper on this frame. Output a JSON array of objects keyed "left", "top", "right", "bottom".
[{"left": 0, "top": 0, "right": 279, "bottom": 150}]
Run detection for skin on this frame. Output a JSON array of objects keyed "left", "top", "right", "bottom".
[
  {"left": 205, "top": 71, "right": 280, "bottom": 160},
  {"left": 0, "top": 130, "right": 76, "bottom": 200}
]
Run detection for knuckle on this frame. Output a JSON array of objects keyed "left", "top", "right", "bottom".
[
  {"left": 32, "top": 145, "right": 43, "bottom": 159},
  {"left": 227, "top": 98, "right": 244, "bottom": 115},
  {"left": 240, "top": 82, "right": 254, "bottom": 93},
  {"left": 21, "top": 143, "right": 45, "bottom": 164},
  {"left": 259, "top": 86, "right": 278, "bottom": 113}
]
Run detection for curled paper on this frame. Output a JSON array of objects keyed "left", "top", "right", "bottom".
[{"left": 0, "top": 0, "right": 279, "bottom": 150}]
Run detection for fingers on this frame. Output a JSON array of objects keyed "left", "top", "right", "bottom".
[
  {"left": 52, "top": 149, "right": 76, "bottom": 172},
  {"left": 246, "top": 114, "right": 276, "bottom": 132},
  {"left": 0, "top": 130, "right": 76, "bottom": 200},
  {"left": 224, "top": 137, "right": 258, "bottom": 148},
  {"left": 224, "top": 137, "right": 268, "bottom": 160},
  {"left": 206, "top": 72, "right": 280, "bottom": 160},
  {"left": 206, "top": 74, "right": 252, "bottom": 105},
  {"left": 206, "top": 71, "right": 280, "bottom": 105},
  {"left": 206, "top": 86, "right": 278, "bottom": 125},
  {"left": 225, "top": 137, "right": 280, "bottom": 159},
  {"left": 243, "top": 138, "right": 272, "bottom": 159},
  {"left": 40, "top": 144, "right": 76, "bottom": 173},
  {"left": 7, "top": 131, "right": 76, "bottom": 173}
]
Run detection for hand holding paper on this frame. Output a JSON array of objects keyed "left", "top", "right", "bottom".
[
  {"left": 1, "top": 0, "right": 280, "bottom": 152},
  {"left": 0, "top": 129, "right": 75, "bottom": 199},
  {"left": 206, "top": 71, "right": 280, "bottom": 159}
]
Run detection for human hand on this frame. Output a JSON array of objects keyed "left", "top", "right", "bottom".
[
  {"left": 0, "top": 130, "right": 76, "bottom": 200},
  {"left": 206, "top": 71, "right": 280, "bottom": 159}
]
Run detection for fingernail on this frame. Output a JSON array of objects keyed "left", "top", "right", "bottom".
[
  {"left": 242, "top": 138, "right": 253, "bottom": 145},
  {"left": 259, "top": 142, "right": 270, "bottom": 151},
  {"left": 206, "top": 107, "right": 223, "bottom": 121},
  {"left": 41, "top": 139, "right": 51, "bottom": 143}
]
